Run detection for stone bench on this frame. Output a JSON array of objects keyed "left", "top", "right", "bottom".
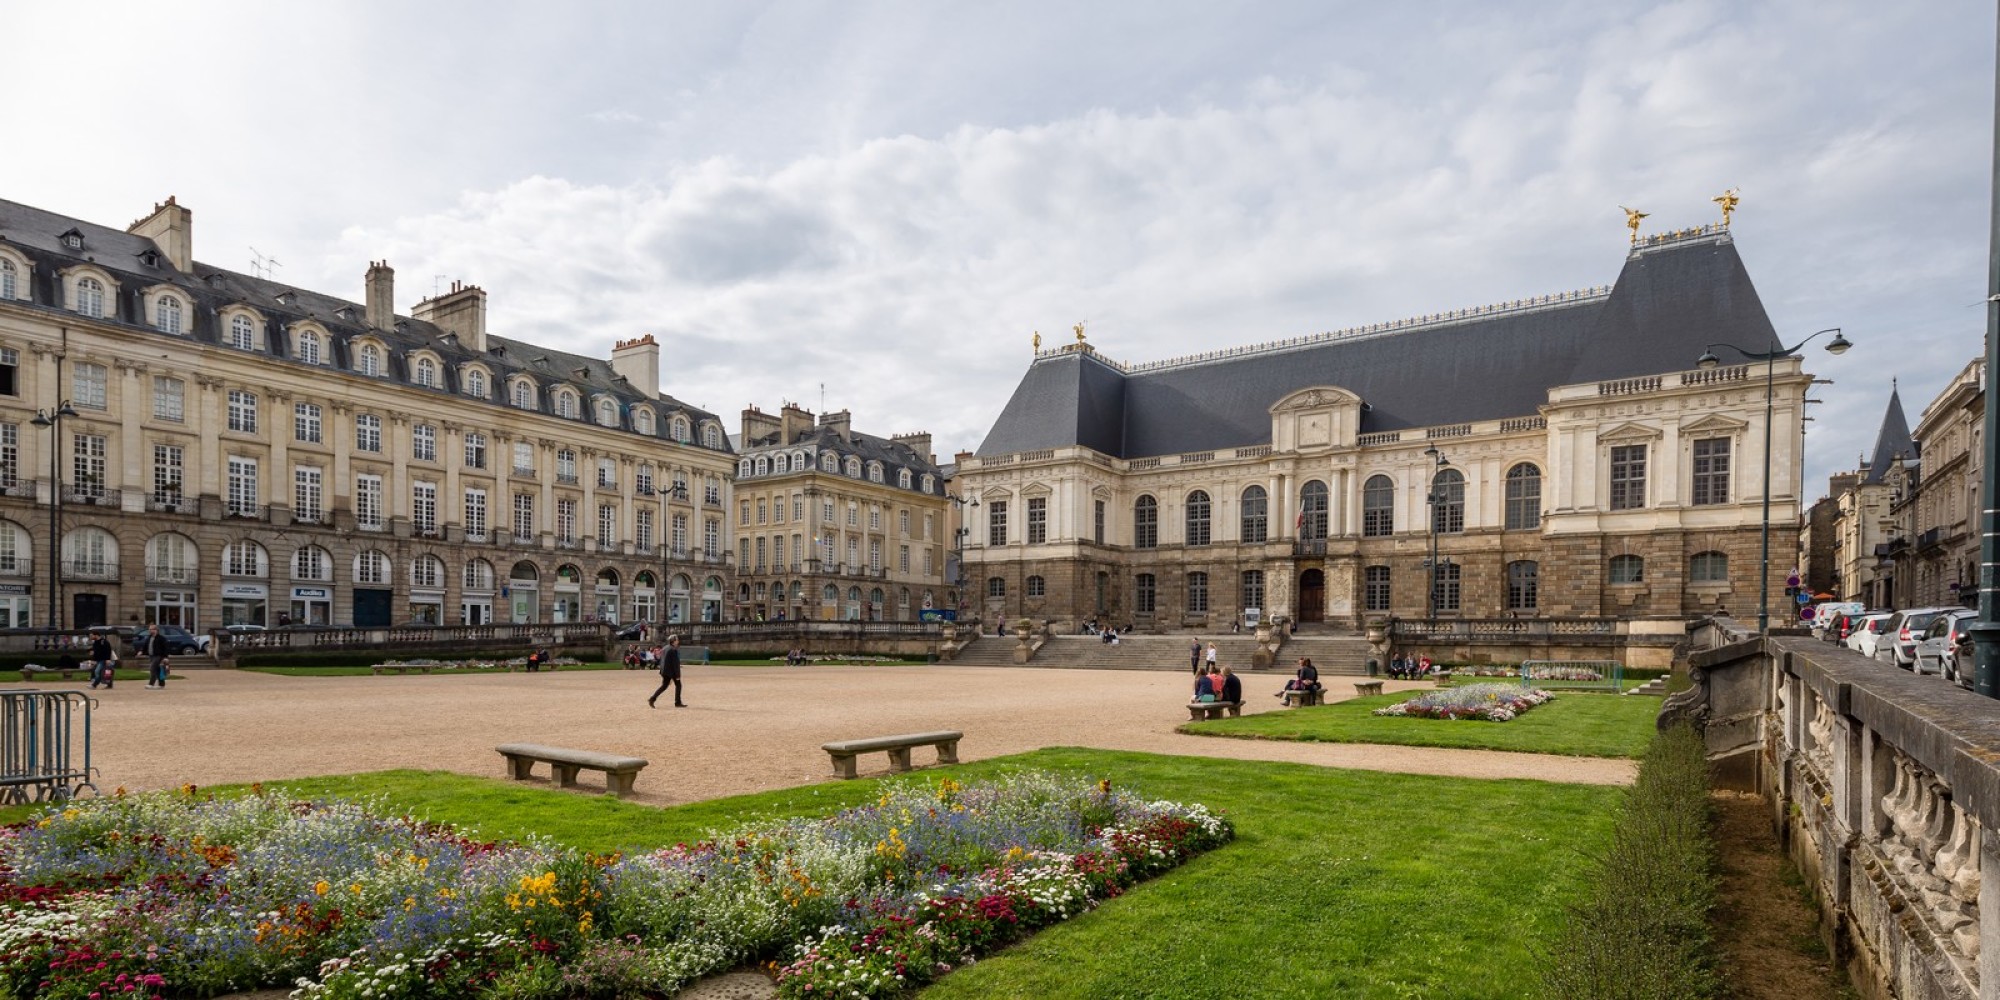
[
  {"left": 1186, "top": 700, "right": 1242, "bottom": 721},
  {"left": 371, "top": 665, "right": 433, "bottom": 675},
  {"left": 821, "top": 731, "right": 963, "bottom": 780},
  {"left": 1280, "top": 687, "right": 1325, "bottom": 708},
  {"left": 1353, "top": 681, "right": 1384, "bottom": 697},
  {"left": 495, "top": 743, "right": 648, "bottom": 798},
  {"left": 19, "top": 665, "right": 91, "bottom": 682}
]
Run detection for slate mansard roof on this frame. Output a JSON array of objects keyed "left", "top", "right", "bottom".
[
  {"left": 977, "top": 230, "right": 1782, "bottom": 459},
  {"left": 0, "top": 197, "right": 731, "bottom": 452},
  {"left": 738, "top": 423, "right": 945, "bottom": 497}
]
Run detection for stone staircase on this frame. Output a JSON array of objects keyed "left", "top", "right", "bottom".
[
  {"left": 1278, "top": 634, "right": 1375, "bottom": 675},
  {"left": 1024, "top": 634, "right": 1270, "bottom": 671},
  {"left": 944, "top": 634, "right": 1023, "bottom": 667},
  {"left": 1625, "top": 674, "right": 1669, "bottom": 696}
]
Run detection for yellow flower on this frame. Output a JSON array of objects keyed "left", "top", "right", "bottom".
[{"left": 314, "top": 880, "right": 330, "bottom": 896}]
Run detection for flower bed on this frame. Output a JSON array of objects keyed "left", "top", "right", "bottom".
[
  {"left": 0, "top": 774, "right": 1230, "bottom": 999},
  {"left": 1454, "top": 664, "right": 1604, "bottom": 681},
  {"left": 372, "top": 655, "right": 583, "bottom": 672},
  {"left": 1373, "top": 682, "right": 1555, "bottom": 722}
]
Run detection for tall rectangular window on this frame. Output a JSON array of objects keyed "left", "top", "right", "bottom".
[
  {"left": 71, "top": 434, "right": 105, "bottom": 497},
  {"left": 294, "top": 466, "right": 323, "bottom": 523},
  {"left": 355, "top": 414, "right": 382, "bottom": 453},
  {"left": 1364, "top": 566, "right": 1391, "bottom": 612},
  {"left": 1027, "top": 497, "right": 1047, "bottom": 544},
  {"left": 72, "top": 363, "right": 106, "bottom": 410},
  {"left": 556, "top": 498, "right": 577, "bottom": 544},
  {"left": 152, "top": 444, "right": 182, "bottom": 503},
  {"left": 987, "top": 500, "right": 1008, "bottom": 546},
  {"left": 1094, "top": 500, "right": 1105, "bottom": 545},
  {"left": 412, "top": 424, "right": 436, "bottom": 462},
  {"left": 899, "top": 544, "right": 910, "bottom": 572},
  {"left": 672, "top": 513, "right": 688, "bottom": 553},
  {"left": 704, "top": 518, "right": 721, "bottom": 556},
  {"left": 556, "top": 450, "right": 576, "bottom": 483},
  {"left": 355, "top": 475, "right": 383, "bottom": 530},
  {"left": 0, "top": 424, "right": 18, "bottom": 489},
  {"left": 1691, "top": 438, "right": 1730, "bottom": 506},
  {"left": 1187, "top": 571, "right": 1209, "bottom": 612},
  {"left": 0, "top": 349, "right": 17, "bottom": 396},
  {"left": 227, "top": 390, "right": 257, "bottom": 433},
  {"left": 227, "top": 457, "right": 259, "bottom": 514},
  {"left": 869, "top": 538, "right": 882, "bottom": 571},
  {"left": 636, "top": 508, "right": 654, "bottom": 549},
  {"left": 1134, "top": 573, "right": 1157, "bottom": 613},
  {"left": 1435, "top": 563, "right": 1462, "bottom": 613},
  {"left": 1507, "top": 560, "right": 1539, "bottom": 611},
  {"left": 412, "top": 482, "right": 438, "bottom": 535},
  {"left": 294, "top": 403, "right": 322, "bottom": 444},
  {"left": 513, "top": 493, "right": 535, "bottom": 538},
  {"left": 598, "top": 458, "right": 617, "bottom": 489},
  {"left": 513, "top": 442, "right": 534, "bottom": 475},
  {"left": 464, "top": 432, "right": 487, "bottom": 469},
  {"left": 1242, "top": 570, "right": 1265, "bottom": 611},
  {"left": 464, "top": 488, "right": 487, "bottom": 539},
  {"left": 1610, "top": 445, "right": 1647, "bottom": 510},
  {"left": 152, "top": 376, "right": 184, "bottom": 422},
  {"left": 599, "top": 503, "right": 617, "bottom": 544}
]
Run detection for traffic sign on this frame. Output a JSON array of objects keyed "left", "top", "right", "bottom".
[{"left": 1799, "top": 605, "right": 1817, "bottom": 620}]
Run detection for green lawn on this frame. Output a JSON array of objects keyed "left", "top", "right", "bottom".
[
  {"left": 1189, "top": 691, "right": 1661, "bottom": 758},
  {"left": 7, "top": 749, "right": 1621, "bottom": 999}
]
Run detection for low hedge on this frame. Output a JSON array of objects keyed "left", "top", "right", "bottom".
[{"left": 1537, "top": 722, "right": 1720, "bottom": 1000}]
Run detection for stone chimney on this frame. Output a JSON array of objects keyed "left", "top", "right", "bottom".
[
  {"left": 363, "top": 261, "right": 395, "bottom": 330},
  {"left": 890, "top": 431, "right": 933, "bottom": 464},
  {"left": 126, "top": 196, "right": 193, "bottom": 272},
  {"left": 412, "top": 280, "right": 487, "bottom": 352},
  {"left": 610, "top": 335, "right": 660, "bottom": 397},
  {"left": 741, "top": 404, "right": 781, "bottom": 448},
  {"left": 819, "top": 409, "right": 852, "bottom": 442},
  {"left": 780, "top": 403, "right": 815, "bottom": 445}
]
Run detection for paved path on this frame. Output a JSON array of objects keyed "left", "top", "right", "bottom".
[{"left": 56, "top": 664, "right": 1635, "bottom": 804}]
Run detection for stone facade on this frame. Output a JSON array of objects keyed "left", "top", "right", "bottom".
[
  {"left": 730, "top": 403, "right": 951, "bottom": 621},
  {"left": 0, "top": 196, "right": 737, "bottom": 630},
  {"left": 1886, "top": 357, "right": 1982, "bottom": 611}
]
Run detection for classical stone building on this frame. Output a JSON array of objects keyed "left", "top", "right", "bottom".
[
  {"left": 1884, "top": 361, "right": 1983, "bottom": 610},
  {"left": 959, "top": 226, "right": 1821, "bottom": 630},
  {"left": 0, "top": 196, "right": 737, "bottom": 630},
  {"left": 1830, "top": 387, "right": 1915, "bottom": 607},
  {"left": 729, "top": 404, "right": 950, "bottom": 621}
]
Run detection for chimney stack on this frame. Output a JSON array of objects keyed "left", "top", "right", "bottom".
[
  {"left": 127, "top": 196, "right": 193, "bottom": 272},
  {"left": 412, "top": 280, "right": 487, "bottom": 352},
  {"left": 819, "top": 409, "right": 852, "bottom": 442},
  {"left": 610, "top": 335, "right": 660, "bottom": 397},
  {"left": 741, "top": 404, "right": 782, "bottom": 447},
  {"left": 364, "top": 261, "right": 395, "bottom": 330},
  {"left": 890, "top": 431, "right": 933, "bottom": 464},
  {"left": 780, "top": 403, "right": 815, "bottom": 444}
]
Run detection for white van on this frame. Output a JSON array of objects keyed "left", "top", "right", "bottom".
[{"left": 1811, "top": 602, "right": 1865, "bottom": 640}]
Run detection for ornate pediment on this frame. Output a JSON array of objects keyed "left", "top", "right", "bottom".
[
  {"left": 1270, "top": 386, "right": 1362, "bottom": 413},
  {"left": 1681, "top": 413, "right": 1750, "bottom": 436},
  {"left": 1599, "top": 421, "right": 1663, "bottom": 444}
]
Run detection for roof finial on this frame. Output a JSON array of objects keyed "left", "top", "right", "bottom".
[
  {"left": 1619, "top": 206, "right": 1649, "bottom": 245},
  {"left": 1032, "top": 330, "right": 1041, "bottom": 353},
  {"left": 1073, "top": 321, "right": 1087, "bottom": 345},
  {"left": 1713, "top": 188, "right": 1741, "bottom": 228}
]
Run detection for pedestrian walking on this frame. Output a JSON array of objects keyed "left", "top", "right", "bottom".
[
  {"left": 142, "top": 623, "right": 170, "bottom": 689},
  {"left": 87, "top": 635, "right": 115, "bottom": 689},
  {"left": 648, "top": 635, "right": 685, "bottom": 708},
  {"left": 1205, "top": 643, "right": 1219, "bottom": 671},
  {"left": 1190, "top": 639, "right": 1202, "bottom": 675}
]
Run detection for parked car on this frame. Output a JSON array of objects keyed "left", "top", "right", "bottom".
[
  {"left": 1845, "top": 613, "right": 1895, "bottom": 659},
  {"left": 1953, "top": 630, "right": 1980, "bottom": 689},
  {"left": 1916, "top": 609, "right": 1978, "bottom": 678},
  {"left": 1827, "top": 609, "right": 1881, "bottom": 646},
  {"left": 615, "top": 621, "right": 649, "bottom": 641},
  {"left": 127, "top": 625, "right": 208, "bottom": 656},
  {"left": 1883, "top": 607, "right": 1957, "bottom": 669},
  {"left": 1814, "top": 601, "right": 1867, "bottom": 641}
]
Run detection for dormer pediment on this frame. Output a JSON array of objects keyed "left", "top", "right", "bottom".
[
  {"left": 1020, "top": 483, "right": 1053, "bottom": 498},
  {"left": 1599, "top": 421, "right": 1663, "bottom": 444},
  {"left": 1270, "top": 386, "right": 1363, "bottom": 413},
  {"left": 1681, "top": 413, "right": 1749, "bottom": 435}
]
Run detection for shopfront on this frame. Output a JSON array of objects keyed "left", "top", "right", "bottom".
[
  {"left": 146, "top": 588, "right": 198, "bottom": 628},
  {"left": 407, "top": 590, "right": 444, "bottom": 624},
  {"left": 0, "top": 583, "right": 30, "bottom": 628},
  {"left": 289, "top": 587, "right": 332, "bottom": 626},
  {"left": 221, "top": 582, "right": 268, "bottom": 627}
]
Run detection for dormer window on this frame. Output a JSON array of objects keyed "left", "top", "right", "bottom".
[
  {"left": 296, "top": 329, "right": 323, "bottom": 365},
  {"left": 357, "top": 343, "right": 382, "bottom": 377},
  {"left": 596, "top": 398, "right": 619, "bottom": 428},
  {"left": 334, "top": 306, "right": 358, "bottom": 323},
  {"left": 59, "top": 230, "right": 83, "bottom": 251},
  {"left": 154, "top": 295, "right": 184, "bottom": 335},
  {"left": 464, "top": 368, "right": 488, "bottom": 399},
  {"left": 138, "top": 250, "right": 160, "bottom": 268},
  {"left": 276, "top": 291, "right": 298, "bottom": 307},
  {"left": 413, "top": 356, "right": 437, "bottom": 389},
  {"left": 554, "top": 390, "right": 578, "bottom": 419}
]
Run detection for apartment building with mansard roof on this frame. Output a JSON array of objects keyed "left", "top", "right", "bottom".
[
  {"left": 730, "top": 403, "right": 950, "bottom": 621},
  {"left": 0, "top": 195, "right": 737, "bottom": 630},
  {"left": 957, "top": 224, "right": 1815, "bottom": 630}
]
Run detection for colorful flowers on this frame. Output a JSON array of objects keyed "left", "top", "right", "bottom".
[
  {"left": 0, "top": 772, "right": 1229, "bottom": 999},
  {"left": 1374, "top": 682, "right": 1555, "bottom": 722}
]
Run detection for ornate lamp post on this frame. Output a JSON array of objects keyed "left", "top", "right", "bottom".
[
  {"left": 1422, "top": 446, "right": 1450, "bottom": 619},
  {"left": 29, "top": 400, "right": 78, "bottom": 631},
  {"left": 659, "top": 480, "right": 687, "bottom": 627},
  {"left": 1695, "top": 327, "right": 1851, "bottom": 634}
]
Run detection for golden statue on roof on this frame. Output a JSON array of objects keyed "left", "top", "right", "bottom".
[
  {"left": 1032, "top": 331, "right": 1041, "bottom": 352},
  {"left": 1713, "top": 188, "right": 1741, "bottom": 227},
  {"left": 1619, "top": 206, "right": 1649, "bottom": 245},
  {"left": 1073, "top": 321, "right": 1087, "bottom": 345}
]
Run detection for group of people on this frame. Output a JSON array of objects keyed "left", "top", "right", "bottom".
[
  {"left": 1278, "top": 657, "right": 1324, "bottom": 698},
  {"left": 72, "top": 623, "right": 174, "bottom": 690},
  {"left": 1192, "top": 663, "right": 1241, "bottom": 703},
  {"left": 784, "top": 648, "right": 809, "bottom": 666},
  {"left": 1386, "top": 654, "right": 1434, "bottom": 679}
]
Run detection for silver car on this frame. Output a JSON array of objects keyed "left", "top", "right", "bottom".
[
  {"left": 1917, "top": 610, "right": 1977, "bottom": 678},
  {"left": 1883, "top": 607, "right": 1956, "bottom": 669}
]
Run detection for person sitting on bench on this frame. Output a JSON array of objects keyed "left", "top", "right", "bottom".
[{"left": 1277, "top": 657, "right": 1322, "bottom": 698}]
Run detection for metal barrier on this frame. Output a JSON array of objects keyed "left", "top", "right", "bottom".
[
  {"left": 1518, "top": 660, "right": 1624, "bottom": 692},
  {"left": 0, "top": 690, "right": 97, "bottom": 803}
]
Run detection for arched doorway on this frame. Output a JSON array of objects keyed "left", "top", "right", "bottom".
[{"left": 1298, "top": 569, "right": 1325, "bottom": 623}]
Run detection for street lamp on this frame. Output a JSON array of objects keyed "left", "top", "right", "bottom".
[
  {"left": 1422, "top": 446, "right": 1451, "bottom": 619},
  {"left": 1695, "top": 327, "right": 1851, "bottom": 634},
  {"left": 659, "top": 480, "right": 688, "bottom": 627},
  {"left": 28, "top": 401, "right": 78, "bottom": 631},
  {"left": 946, "top": 493, "right": 977, "bottom": 619}
]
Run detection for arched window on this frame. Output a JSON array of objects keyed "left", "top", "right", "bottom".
[
  {"left": 554, "top": 391, "right": 578, "bottom": 419},
  {"left": 358, "top": 343, "right": 382, "bottom": 377},
  {"left": 0, "top": 258, "right": 15, "bottom": 300},
  {"left": 671, "top": 416, "right": 691, "bottom": 443},
  {"left": 738, "top": 459, "right": 753, "bottom": 478},
  {"left": 1240, "top": 485, "right": 1268, "bottom": 543},
  {"left": 296, "top": 330, "right": 322, "bottom": 365},
  {"left": 1507, "top": 560, "right": 1539, "bottom": 611},
  {"left": 223, "top": 540, "right": 268, "bottom": 577},
  {"left": 596, "top": 567, "right": 620, "bottom": 587},
  {"left": 1363, "top": 475, "right": 1395, "bottom": 536},
  {"left": 1431, "top": 469, "right": 1465, "bottom": 534},
  {"left": 1609, "top": 554, "right": 1645, "bottom": 584},
  {"left": 155, "top": 295, "right": 184, "bottom": 334},
  {"left": 867, "top": 461, "right": 883, "bottom": 483},
  {"left": 511, "top": 561, "right": 541, "bottom": 584},
  {"left": 74, "top": 277, "right": 106, "bottom": 318},
  {"left": 354, "top": 550, "right": 391, "bottom": 585},
  {"left": 1187, "top": 570, "right": 1209, "bottom": 612},
  {"left": 413, "top": 357, "right": 437, "bottom": 388},
  {"left": 597, "top": 399, "right": 618, "bottom": 427},
  {"left": 702, "top": 424, "right": 722, "bottom": 449},
  {"left": 821, "top": 452, "right": 838, "bottom": 472},
  {"left": 465, "top": 369, "right": 488, "bottom": 398},
  {"left": 1299, "top": 481, "right": 1329, "bottom": 540},
  {"left": 0, "top": 520, "right": 29, "bottom": 576},
  {"left": 411, "top": 555, "right": 445, "bottom": 589},
  {"left": 1690, "top": 551, "right": 1729, "bottom": 583},
  {"left": 62, "top": 527, "right": 117, "bottom": 576},
  {"left": 1185, "top": 490, "right": 1211, "bottom": 546},
  {"left": 1134, "top": 496, "right": 1158, "bottom": 549},
  {"left": 1026, "top": 575, "right": 1046, "bottom": 598},
  {"left": 511, "top": 379, "right": 534, "bottom": 409},
  {"left": 633, "top": 408, "right": 654, "bottom": 435},
  {"left": 144, "top": 533, "right": 197, "bottom": 583},
  {"left": 293, "top": 545, "right": 332, "bottom": 581},
  {"left": 1505, "top": 463, "right": 1542, "bottom": 531},
  {"left": 845, "top": 456, "right": 862, "bottom": 478},
  {"left": 754, "top": 456, "right": 770, "bottom": 476},
  {"left": 229, "top": 314, "right": 258, "bottom": 351},
  {"left": 897, "top": 469, "right": 911, "bottom": 489},
  {"left": 773, "top": 454, "right": 789, "bottom": 474},
  {"left": 823, "top": 583, "right": 840, "bottom": 603},
  {"left": 463, "top": 558, "right": 495, "bottom": 590}
]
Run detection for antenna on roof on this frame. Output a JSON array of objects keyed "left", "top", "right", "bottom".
[
  {"left": 820, "top": 383, "right": 825, "bottom": 412},
  {"left": 248, "top": 247, "right": 283, "bottom": 280},
  {"left": 433, "top": 274, "right": 448, "bottom": 298}
]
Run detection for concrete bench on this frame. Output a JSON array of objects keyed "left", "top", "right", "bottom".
[
  {"left": 1280, "top": 687, "right": 1325, "bottom": 708},
  {"left": 19, "top": 665, "right": 91, "bottom": 682},
  {"left": 495, "top": 743, "right": 648, "bottom": 798},
  {"left": 1353, "top": 681, "right": 1385, "bottom": 697},
  {"left": 821, "top": 731, "right": 963, "bottom": 780},
  {"left": 1187, "top": 700, "right": 1242, "bottom": 721}
]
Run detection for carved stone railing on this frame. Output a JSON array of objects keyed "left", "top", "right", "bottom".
[{"left": 1670, "top": 624, "right": 1998, "bottom": 999}]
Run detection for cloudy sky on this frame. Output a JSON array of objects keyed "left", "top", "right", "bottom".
[{"left": 6, "top": 1, "right": 1991, "bottom": 493}]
